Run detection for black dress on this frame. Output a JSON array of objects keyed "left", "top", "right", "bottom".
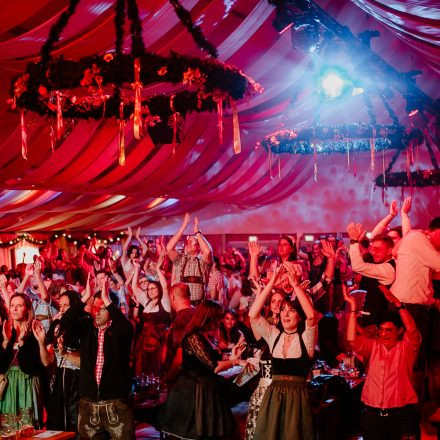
[{"left": 159, "top": 331, "right": 235, "bottom": 439}]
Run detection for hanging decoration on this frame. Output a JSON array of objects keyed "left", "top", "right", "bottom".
[
  {"left": 0, "top": 234, "right": 45, "bottom": 249},
  {"left": 8, "top": 0, "right": 262, "bottom": 160},
  {"left": 259, "top": 124, "right": 419, "bottom": 156},
  {"left": 375, "top": 169, "right": 440, "bottom": 187}
]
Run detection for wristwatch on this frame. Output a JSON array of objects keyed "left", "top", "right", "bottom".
[
  {"left": 195, "top": 230, "right": 203, "bottom": 235},
  {"left": 350, "top": 239, "right": 359, "bottom": 244}
]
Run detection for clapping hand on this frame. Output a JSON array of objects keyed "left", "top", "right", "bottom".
[
  {"left": 389, "top": 199, "right": 398, "bottom": 217},
  {"left": 32, "top": 320, "right": 46, "bottom": 345},
  {"left": 347, "top": 222, "right": 366, "bottom": 242}
]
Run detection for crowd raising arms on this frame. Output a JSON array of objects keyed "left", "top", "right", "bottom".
[{"left": 0, "top": 201, "right": 439, "bottom": 440}]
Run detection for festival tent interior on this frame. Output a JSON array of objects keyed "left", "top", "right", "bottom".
[{"left": 0, "top": 0, "right": 438, "bottom": 251}]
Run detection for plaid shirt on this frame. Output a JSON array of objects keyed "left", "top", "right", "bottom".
[
  {"left": 94, "top": 320, "right": 112, "bottom": 386},
  {"left": 174, "top": 254, "right": 211, "bottom": 302}
]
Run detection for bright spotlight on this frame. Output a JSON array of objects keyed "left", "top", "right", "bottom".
[
  {"left": 321, "top": 74, "right": 344, "bottom": 98},
  {"left": 317, "top": 67, "right": 353, "bottom": 101}
]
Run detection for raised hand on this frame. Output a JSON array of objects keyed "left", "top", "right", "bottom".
[
  {"left": 127, "top": 225, "right": 133, "bottom": 237},
  {"left": 300, "top": 280, "right": 311, "bottom": 290},
  {"left": 81, "top": 273, "right": 92, "bottom": 304},
  {"left": 135, "top": 226, "right": 141, "bottom": 238},
  {"left": 342, "top": 284, "right": 356, "bottom": 311},
  {"left": 320, "top": 239, "right": 335, "bottom": 258},
  {"left": 32, "top": 320, "right": 46, "bottom": 345},
  {"left": 378, "top": 285, "right": 401, "bottom": 307},
  {"left": 249, "top": 274, "right": 263, "bottom": 296},
  {"left": 346, "top": 222, "right": 366, "bottom": 241},
  {"left": 34, "top": 259, "right": 42, "bottom": 276},
  {"left": 182, "top": 212, "right": 191, "bottom": 230},
  {"left": 25, "top": 263, "right": 34, "bottom": 277},
  {"left": 193, "top": 216, "right": 199, "bottom": 234},
  {"left": 401, "top": 196, "right": 412, "bottom": 215},
  {"left": 389, "top": 199, "right": 398, "bottom": 217},
  {"left": 248, "top": 241, "right": 262, "bottom": 257},
  {"left": 0, "top": 274, "right": 7, "bottom": 289}
]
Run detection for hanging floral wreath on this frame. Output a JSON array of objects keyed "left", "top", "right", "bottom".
[
  {"left": 259, "top": 124, "right": 417, "bottom": 155},
  {"left": 375, "top": 169, "right": 440, "bottom": 187},
  {"left": 8, "top": 0, "right": 263, "bottom": 164},
  {"left": 10, "top": 52, "right": 261, "bottom": 121}
]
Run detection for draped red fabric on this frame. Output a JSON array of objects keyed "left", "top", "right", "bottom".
[{"left": 0, "top": 0, "right": 438, "bottom": 231}]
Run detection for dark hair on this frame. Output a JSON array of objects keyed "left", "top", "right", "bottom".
[
  {"left": 59, "top": 289, "right": 82, "bottom": 308},
  {"left": 279, "top": 235, "right": 297, "bottom": 261},
  {"left": 219, "top": 310, "right": 241, "bottom": 344},
  {"left": 222, "top": 264, "right": 233, "bottom": 272},
  {"left": 359, "top": 237, "right": 370, "bottom": 249},
  {"left": 146, "top": 280, "right": 163, "bottom": 301},
  {"left": 126, "top": 245, "right": 140, "bottom": 258},
  {"left": 388, "top": 226, "right": 403, "bottom": 238},
  {"left": 429, "top": 217, "right": 440, "bottom": 230},
  {"left": 95, "top": 269, "right": 111, "bottom": 278},
  {"left": 377, "top": 310, "right": 403, "bottom": 328},
  {"left": 185, "top": 300, "right": 223, "bottom": 334},
  {"left": 371, "top": 234, "right": 394, "bottom": 249},
  {"left": 279, "top": 297, "right": 306, "bottom": 333}
]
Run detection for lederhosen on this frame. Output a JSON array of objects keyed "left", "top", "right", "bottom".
[{"left": 180, "top": 256, "right": 207, "bottom": 305}]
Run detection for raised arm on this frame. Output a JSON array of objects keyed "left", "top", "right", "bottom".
[
  {"left": 193, "top": 217, "right": 212, "bottom": 264},
  {"left": 249, "top": 267, "right": 280, "bottom": 319},
  {"left": 248, "top": 241, "right": 262, "bottom": 280},
  {"left": 166, "top": 213, "right": 191, "bottom": 261},
  {"left": 371, "top": 200, "right": 398, "bottom": 238},
  {"left": 0, "top": 275, "right": 11, "bottom": 310},
  {"left": 284, "top": 262, "right": 317, "bottom": 326},
  {"left": 18, "top": 264, "right": 33, "bottom": 293},
  {"left": 342, "top": 284, "right": 357, "bottom": 344},
  {"left": 135, "top": 227, "right": 148, "bottom": 257},
  {"left": 121, "top": 226, "right": 133, "bottom": 264},
  {"left": 157, "top": 254, "right": 170, "bottom": 312},
  {"left": 400, "top": 196, "right": 412, "bottom": 237},
  {"left": 320, "top": 239, "right": 336, "bottom": 281},
  {"left": 32, "top": 320, "right": 55, "bottom": 367},
  {"left": 347, "top": 222, "right": 395, "bottom": 284},
  {"left": 34, "top": 260, "right": 49, "bottom": 302}
]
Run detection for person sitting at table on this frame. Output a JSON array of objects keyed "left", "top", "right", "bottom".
[
  {"left": 159, "top": 300, "right": 248, "bottom": 440},
  {"left": 249, "top": 266, "right": 318, "bottom": 440},
  {"left": 60, "top": 277, "right": 134, "bottom": 439},
  {"left": 343, "top": 284, "right": 421, "bottom": 440}
]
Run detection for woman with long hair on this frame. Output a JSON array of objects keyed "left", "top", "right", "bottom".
[
  {"left": 45, "top": 289, "right": 84, "bottom": 432},
  {"left": 218, "top": 309, "right": 244, "bottom": 359},
  {"left": 132, "top": 255, "right": 170, "bottom": 376},
  {"left": 249, "top": 266, "right": 318, "bottom": 440},
  {"left": 0, "top": 293, "right": 51, "bottom": 428},
  {"left": 159, "top": 300, "right": 248, "bottom": 439}
]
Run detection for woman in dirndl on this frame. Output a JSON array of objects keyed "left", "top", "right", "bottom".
[
  {"left": 249, "top": 263, "right": 318, "bottom": 440},
  {"left": 0, "top": 293, "right": 50, "bottom": 428}
]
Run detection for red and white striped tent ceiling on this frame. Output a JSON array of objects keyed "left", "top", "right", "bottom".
[{"left": 0, "top": 0, "right": 439, "bottom": 233}]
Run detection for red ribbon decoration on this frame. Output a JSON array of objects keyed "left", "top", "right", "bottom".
[
  {"left": 232, "top": 102, "right": 241, "bottom": 155},
  {"left": 20, "top": 110, "right": 28, "bottom": 160},
  {"left": 56, "top": 91, "right": 64, "bottom": 140},
  {"left": 132, "top": 58, "right": 143, "bottom": 140},
  {"left": 119, "top": 101, "right": 126, "bottom": 166},
  {"left": 214, "top": 95, "right": 223, "bottom": 144}
]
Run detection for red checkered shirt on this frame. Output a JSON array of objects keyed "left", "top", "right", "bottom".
[{"left": 95, "top": 320, "right": 112, "bottom": 386}]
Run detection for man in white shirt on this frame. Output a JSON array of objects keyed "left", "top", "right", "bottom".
[{"left": 390, "top": 217, "right": 440, "bottom": 384}]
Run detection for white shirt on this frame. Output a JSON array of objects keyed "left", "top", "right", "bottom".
[{"left": 391, "top": 230, "right": 440, "bottom": 305}]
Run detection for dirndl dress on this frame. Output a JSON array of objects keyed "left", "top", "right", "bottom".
[
  {"left": 159, "top": 331, "right": 235, "bottom": 439},
  {"left": 254, "top": 331, "right": 314, "bottom": 440}
]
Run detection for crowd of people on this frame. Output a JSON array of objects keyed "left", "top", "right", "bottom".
[{"left": 0, "top": 196, "right": 439, "bottom": 440}]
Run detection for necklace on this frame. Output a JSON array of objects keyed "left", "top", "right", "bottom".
[{"left": 284, "top": 330, "right": 298, "bottom": 335}]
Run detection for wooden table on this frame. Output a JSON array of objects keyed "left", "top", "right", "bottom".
[{"left": 28, "top": 431, "right": 76, "bottom": 439}]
